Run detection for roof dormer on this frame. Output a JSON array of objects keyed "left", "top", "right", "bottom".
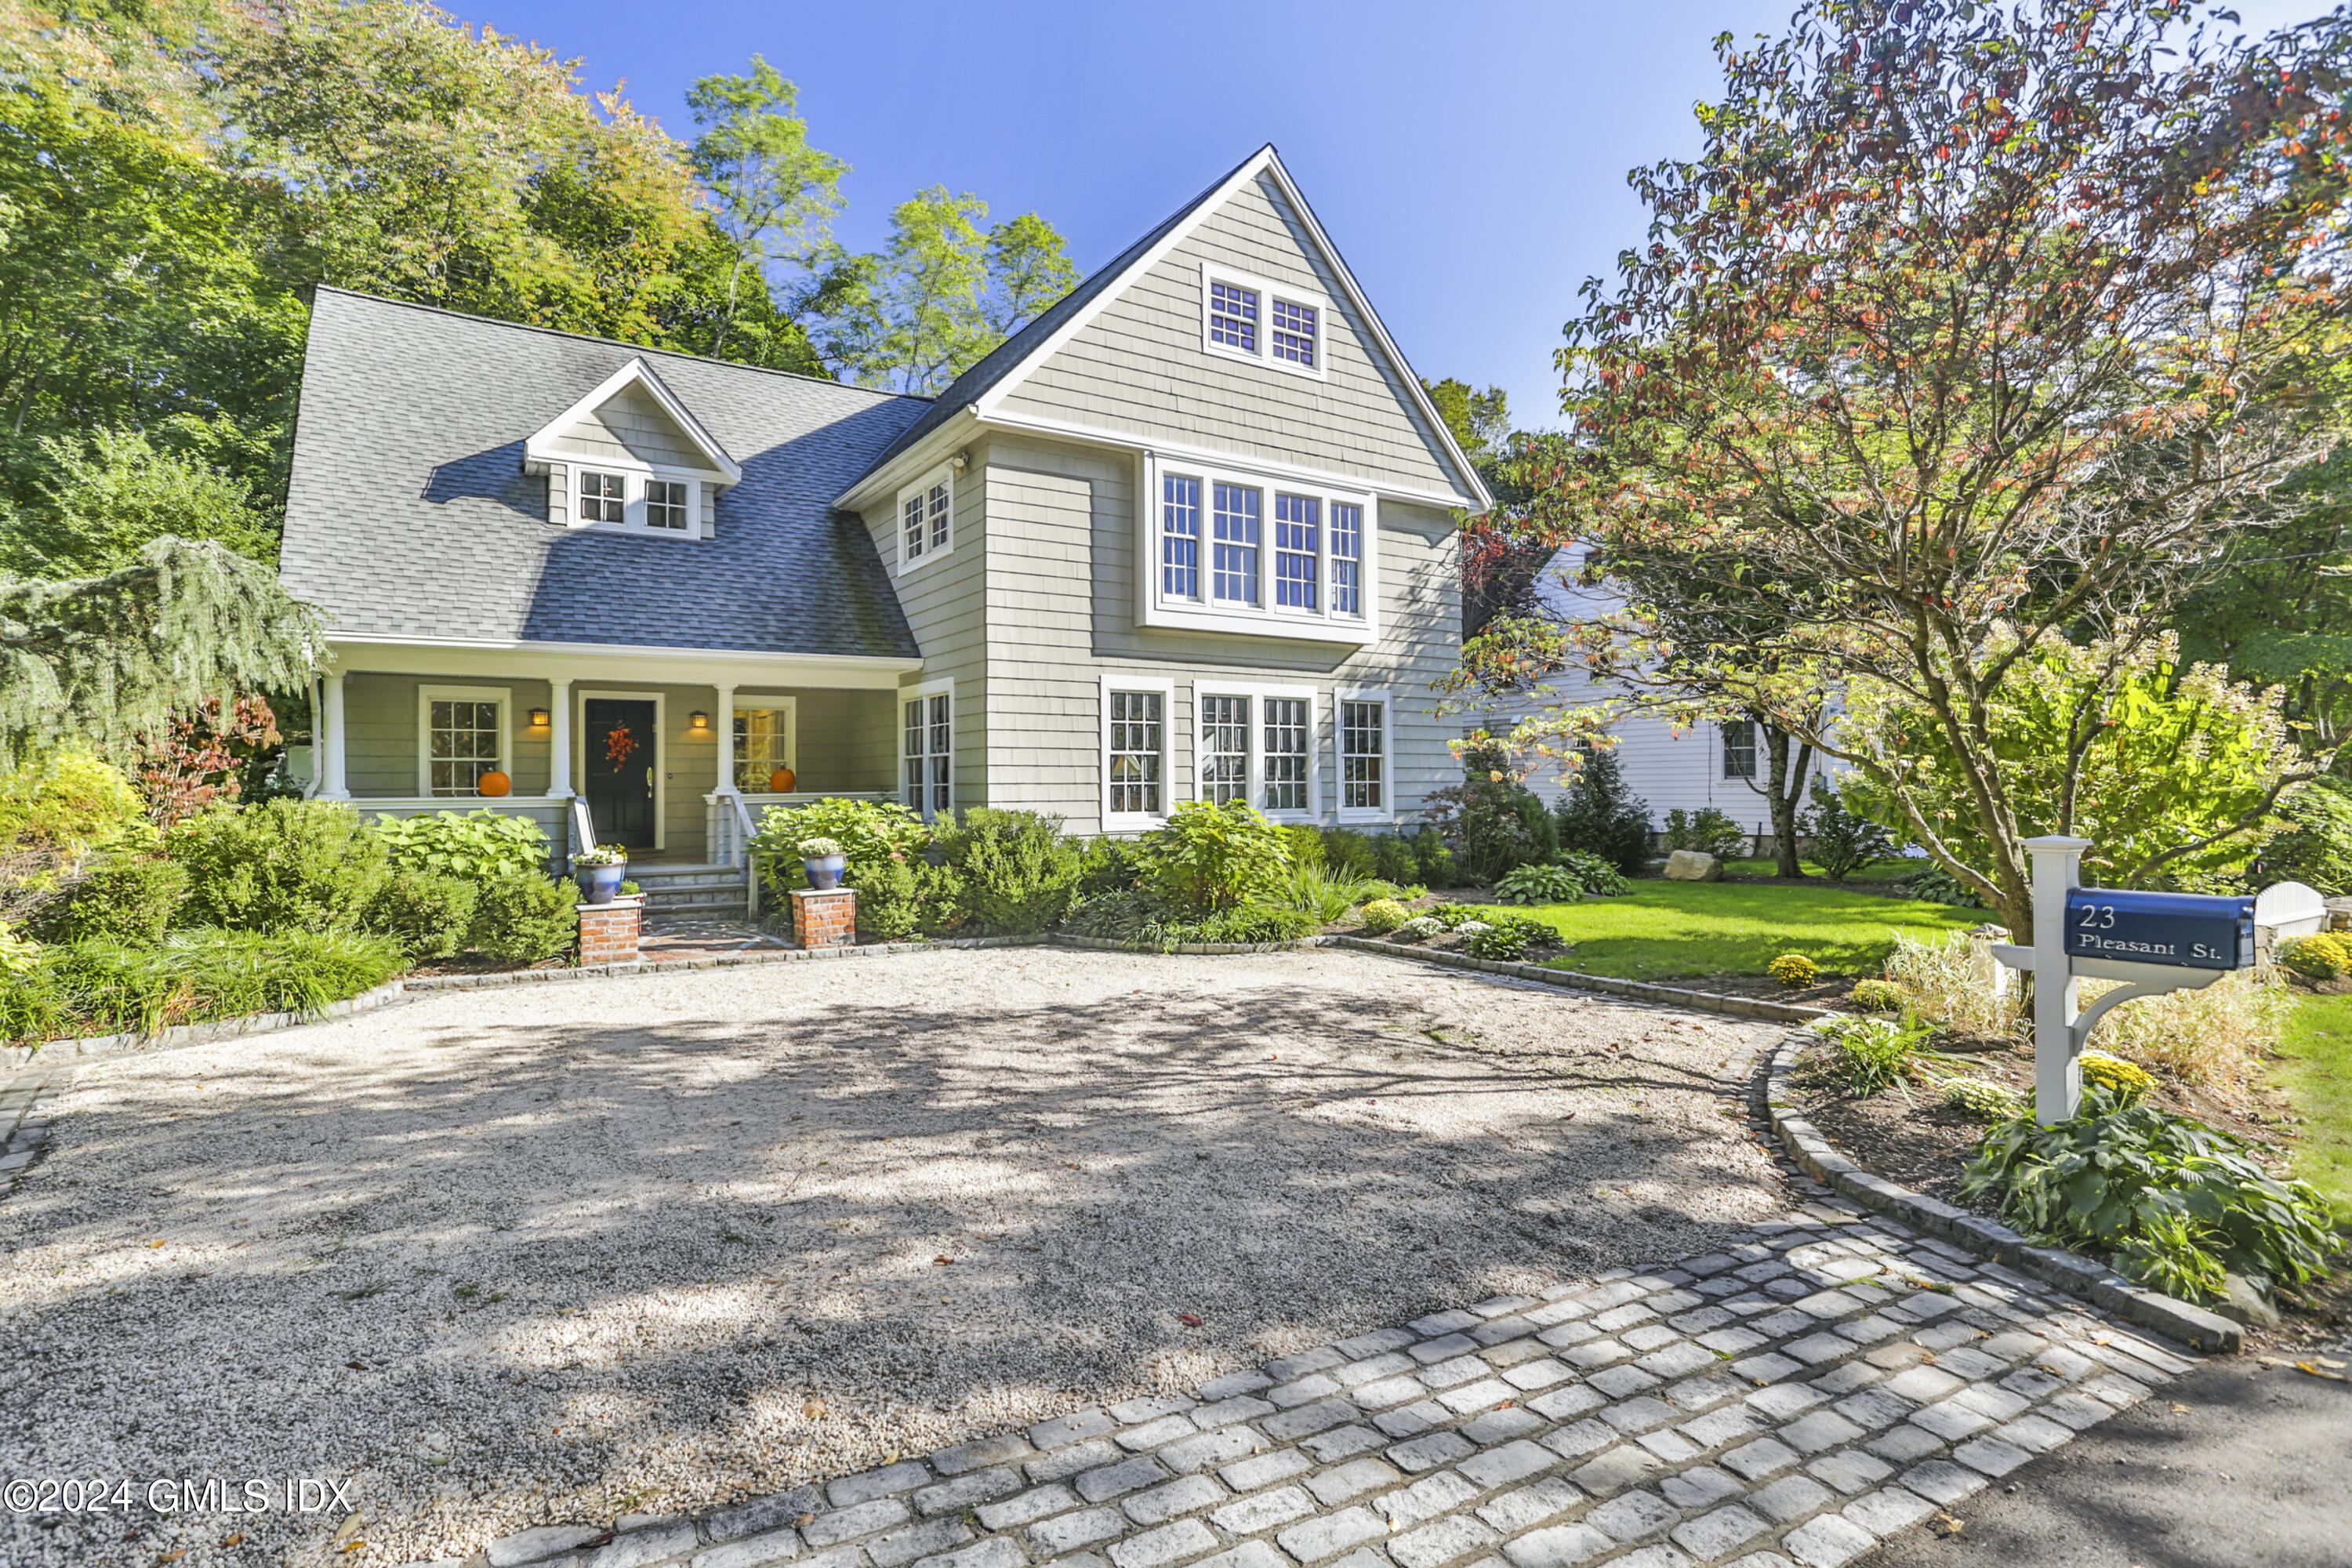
[{"left": 524, "top": 358, "right": 742, "bottom": 539}]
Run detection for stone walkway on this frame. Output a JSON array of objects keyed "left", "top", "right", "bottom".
[{"left": 460, "top": 1211, "right": 2194, "bottom": 1568}]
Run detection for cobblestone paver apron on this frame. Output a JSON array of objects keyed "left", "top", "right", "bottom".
[{"left": 460, "top": 1210, "right": 2192, "bottom": 1568}]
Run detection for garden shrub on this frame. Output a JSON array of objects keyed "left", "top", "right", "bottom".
[
  {"left": 1319, "top": 826, "right": 1379, "bottom": 879},
  {"left": 1554, "top": 851, "right": 1628, "bottom": 896},
  {"left": 0, "top": 964, "right": 71, "bottom": 1045},
  {"left": 1282, "top": 826, "right": 1327, "bottom": 873},
  {"left": 366, "top": 869, "right": 479, "bottom": 960},
  {"left": 1768, "top": 953, "right": 1820, "bottom": 987},
  {"left": 372, "top": 809, "right": 551, "bottom": 880},
  {"left": 1374, "top": 833, "right": 1420, "bottom": 885},
  {"left": 1410, "top": 826, "right": 1460, "bottom": 888},
  {"left": 2251, "top": 776, "right": 2352, "bottom": 895},
  {"left": 1942, "top": 1076, "right": 2025, "bottom": 1121},
  {"left": 1076, "top": 835, "right": 1144, "bottom": 896},
  {"left": 0, "top": 751, "right": 149, "bottom": 921},
  {"left": 1846, "top": 978, "right": 1907, "bottom": 1012},
  {"left": 1357, "top": 898, "right": 1409, "bottom": 935},
  {"left": 2087, "top": 967, "right": 2290, "bottom": 1086},
  {"left": 1062, "top": 888, "right": 1163, "bottom": 942},
  {"left": 168, "top": 799, "right": 389, "bottom": 933},
  {"left": 38, "top": 928, "right": 407, "bottom": 1036},
  {"left": 1804, "top": 1012, "right": 1942, "bottom": 1095},
  {"left": 1494, "top": 862, "right": 1584, "bottom": 906},
  {"left": 750, "top": 797, "right": 931, "bottom": 894},
  {"left": 937, "top": 808, "right": 1087, "bottom": 935},
  {"left": 27, "top": 855, "right": 187, "bottom": 946},
  {"left": 1663, "top": 807, "right": 1748, "bottom": 861},
  {"left": 1551, "top": 749, "right": 1654, "bottom": 875},
  {"left": 1425, "top": 903, "right": 1484, "bottom": 930},
  {"left": 1961, "top": 1089, "right": 2339, "bottom": 1303},
  {"left": 1136, "top": 800, "right": 1290, "bottom": 912},
  {"left": 1465, "top": 913, "right": 1554, "bottom": 961},
  {"left": 1896, "top": 863, "right": 1987, "bottom": 908},
  {"left": 1283, "top": 864, "right": 1384, "bottom": 924},
  {"left": 467, "top": 875, "right": 577, "bottom": 964},
  {"left": 0, "top": 923, "right": 36, "bottom": 974},
  {"left": 1795, "top": 777, "right": 1895, "bottom": 879},
  {"left": 1425, "top": 745, "right": 1557, "bottom": 880},
  {"left": 1389, "top": 916, "right": 1442, "bottom": 941},
  {"left": 2279, "top": 932, "right": 2352, "bottom": 982},
  {"left": 1882, "top": 930, "right": 2020, "bottom": 1038},
  {"left": 1141, "top": 902, "right": 1320, "bottom": 949},
  {"left": 2078, "top": 1051, "right": 2157, "bottom": 1105}
]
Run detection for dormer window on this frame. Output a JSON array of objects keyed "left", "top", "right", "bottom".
[
  {"left": 1200, "top": 264, "right": 1328, "bottom": 381},
  {"left": 646, "top": 479, "right": 689, "bottom": 531},
  {"left": 524, "top": 356, "right": 741, "bottom": 542},
  {"left": 579, "top": 470, "right": 625, "bottom": 522},
  {"left": 896, "top": 466, "right": 954, "bottom": 574}
]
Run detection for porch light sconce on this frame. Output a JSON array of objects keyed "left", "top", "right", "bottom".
[
  {"left": 688, "top": 710, "right": 710, "bottom": 731},
  {"left": 528, "top": 708, "right": 550, "bottom": 728}
]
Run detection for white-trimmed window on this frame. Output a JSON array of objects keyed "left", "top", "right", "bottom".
[
  {"left": 1201, "top": 264, "right": 1329, "bottom": 382},
  {"left": 1107, "top": 688, "right": 1166, "bottom": 818},
  {"left": 1196, "top": 684, "right": 1318, "bottom": 821},
  {"left": 646, "top": 479, "right": 689, "bottom": 531},
  {"left": 1200, "top": 695, "right": 1250, "bottom": 806},
  {"left": 1339, "top": 694, "right": 1391, "bottom": 821},
  {"left": 1273, "top": 494, "right": 1318, "bottom": 610},
  {"left": 1211, "top": 482, "right": 1261, "bottom": 606},
  {"left": 1263, "top": 698, "right": 1310, "bottom": 812},
  {"left": 1162, "top": 474, "right": 1202, "bottom": 600},
  {"left": 902, "top": 683, "right": 953, "bottom": 819},
  {"left": 733, "top": 705, "right": 797, "bottom": 791},
  {"left": 898, "top": 467, "right": 954, "bottom": 572},
  {"left": 579, "top": 470, "right": 625, "bottom": 523},
  {"left": 419, "top": 685, "right": 509, "bottom": 797},
  {"left": 1330, "top": 502, "right": 1364, "bottom": 617},
  {"left": 1722, "top": 720, "right": 1758, "bottom": 780}
]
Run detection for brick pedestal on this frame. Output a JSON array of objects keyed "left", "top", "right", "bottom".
[
  {"left": 577, "top": 895, "right": 644, "bottom": 964},
  {"left": 790, "top": 887, "right": 858, "bottom": 949}
]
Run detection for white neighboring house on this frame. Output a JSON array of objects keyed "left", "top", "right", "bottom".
[{"left": 1481, "top": 546, "right": 1832, "bottom": 848}]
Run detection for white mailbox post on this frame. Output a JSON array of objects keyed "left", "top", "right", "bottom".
[{"left": 1991, "top": 834, "right": 2261, "bottom": 1125}]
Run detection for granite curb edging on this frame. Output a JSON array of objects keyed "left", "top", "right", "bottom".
[
  {"left": 1319, "top": 936, "right": 1835, "bottom": 1025},
  {"left": 0, "top": 978, "right": 414, "bottom": 1073},
  {"left": 1760, "top": 1025, "right": 2245, "bottom": 1354}
]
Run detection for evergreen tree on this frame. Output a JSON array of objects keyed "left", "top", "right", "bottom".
[{"left": 1552, "top": 748, "right": 1654, "bottom": 876}]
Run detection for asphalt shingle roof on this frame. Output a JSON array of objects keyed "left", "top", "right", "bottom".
[{"left": 280, "top": 289, "right": 930, "bottom": 659}]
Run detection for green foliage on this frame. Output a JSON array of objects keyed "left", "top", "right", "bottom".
[
  {"left": 1373, "top": 833, "right": 1419, "bottom": 885},
  {"left": 1846, "top": 978, "right": 1907, "bottom": 1013},
  {"left": 1797, "top": 777, "right": 1896, "bottom": 880},
  {"left": 1135, "top": 800, "right": 1291, "bottom": 913},
  {"left": 1962, "top": 1091, "right": 2341, "bottom": 1301},
  {"left": 1139, "top": 902, "right": 1321, "bottom": 949},
  {"left": 16, "top": 927, "right": 405, "bottom": 1041},
  {"left": 2280, "top": 932, "right": 2352, "bottom": 982},
  {"left": 751, "top": 797, "right": 932, "bottom": 895},
  {"left": 1896, "top": 865, "right": 1987, "bottom": 909},
  {"left": 1319, "top": 827, "right": 1379, "bottom": 879},
  {"left": 1357, "top": 898, "right": 1410, "bottom": 935},
  {"left": 2252, "top": 777, "right": 2352, "bottom": 897},
  {"left": 1428, "top": 748, "right": 1558, "bottom": 880},
  {"left": 1768, "top": 952, "right": 1819, "bottom": 987},
  {"left": 1410, "top": 826, "right": 1460, "bottom": 889},
  {"left": 365, "top": 870, "right": 479, "bottom": 960},
  {"left": 1805, "top": 1011, "right": 1940, "bottom": 1095},
  {"left": 371, "top": 810, "right": 551, "bottom": 882},
  {"left": 27, "top": 857, "right": 187, "bottom": 946},
  {"left": 1076, "top": 836, "right": 1143, "bottom": 896},
  {"left": 1494, "top": 863, "right": 1585, "bottom": 905},
  {"left": 1553, "top": 851, "right": 1629, "bottom": 897},
  {"left": 1664, "top": 808, "right": 1748, "bottom": 861},
  {"left": 1465, "top": 913, "right": 1555, "bottom": 961},
  {"left": 2080, "top": 1051, "right": 2158, "bottom": 1105},
  {"left": 1061, "top": 888, "right": 1164, "bottom": 942},
  {"left": 1282, "top": 864, "right": 1385, "bottom": 924},
  {"left": 168, "top": 799, "right": 388, "bottom": 933},
  {"left": 0, "top": 751, "right": 146, "bottom": 857},
  {"left": 1942, "top": 1076, "right": 2026, "bottom": 1121},
  {"left": 2, "top": 429, "right": 278, "bottom": 578},
  {"left": 466, "top": 875, "right": 578, "bottom": 964},
  {"left": 686, "top": 55, "right": 847, "bottom": 366},
  {"left": 0, "top": 922, "right": 37, "bottom": 975},
  {"left": 935, "top": 808, "right": 1087, "bottom": 935},
  {"left": 2111, "top": 1212, "right": 2230, "bottom": 1304},
  {"left": 1282, "top": 826, "right": 1327, "bottom": 873},
  {"left": 1550, "top": 749, "right": 1654, "bottom": 875},
  {"left": 1425, "top": 903, "right": 1486, "bottom": 930},
  {"left": 0, "top": 964, "right": 72, "bottom": 1045}
]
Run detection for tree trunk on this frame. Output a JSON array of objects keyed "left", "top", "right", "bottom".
[{"left": 1759, "top": 724, "right": 1809, "bottom": 877}]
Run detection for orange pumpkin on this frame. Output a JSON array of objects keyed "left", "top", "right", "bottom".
[
  {"left": 768, "top": 767, "right": 797, "bottom": 793},
  {"left": 476, "top": 770, "right": 512, "bottom": 798}
]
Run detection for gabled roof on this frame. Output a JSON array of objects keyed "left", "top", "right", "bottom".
[
  {"left": 843, "top": 144, "right": 1494, "bottom": 513},
  {"left": 281, "top": 289, "right": 929, "bottom": 659},
  {"left": 524, "top": 357, "right": 743, "bottom": 485}
]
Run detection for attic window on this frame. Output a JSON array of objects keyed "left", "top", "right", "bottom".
[
  {"left": 1271, "top": 299, "right": 1317, "bottom": 367},
  {"left": 580, "top": 470, "right": 625, "bottom": 522},
  {"left": 1209, "top": 281, "right": 1258, "bottom": 353},
  {"left": 646, "top": 480, "right": 689, "bottom": 531},
  {"left": 1201, "top": 264, "right": 1328, "bottom": 380}
]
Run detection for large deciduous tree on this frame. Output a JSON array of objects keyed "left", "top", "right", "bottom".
[{"left": 1501, "top": 0, "right": 2350, "bottom": 934}]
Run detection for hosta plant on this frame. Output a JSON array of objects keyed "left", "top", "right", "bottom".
[
  {"left": 1494, "top": 862, "right": 1584, "bottom": 905},
  {"left": 1465, "top": 913, "right": 1555, "bottom": 961}
]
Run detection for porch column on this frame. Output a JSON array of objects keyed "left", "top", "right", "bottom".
[
  {"left": 713, "top": 683, "right": 738, "bottom": 793},
  {"left": 319, "top": 671, "right": 349, "bottom": 800},
  {"left": 548, "top": 679, "right": 573, "bottom": 797}
]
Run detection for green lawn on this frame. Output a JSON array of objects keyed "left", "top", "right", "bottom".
[
  {"left": 2278, "top": 994, "right": 2352, "bottom": 1225},
  {"left": 1515, "top": 880, "right": 1983, "bottom": 982}
]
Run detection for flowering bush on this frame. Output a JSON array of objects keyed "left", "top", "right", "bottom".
[
  {"left": 2079, "top": 1051, "right": 2158, "bottom": 1105},
  {"left": 1846, "top": 978, "right": 1907, "bottom": 1012},
  {"left": 1356, "top": 898, "right": 1410, "bottom": 935},
  {"left": 1942, "top": 1076, "right": 2025, "bottom": 1121},
  {"left": 797, "top": 837, "right": 844, "bottom": 858},
  {"left": 1768, "top": 953, "right": 1820, "bottom": 987},
  {"left": 1389, "top": 916, "right": 1443, "bottom": 941}
]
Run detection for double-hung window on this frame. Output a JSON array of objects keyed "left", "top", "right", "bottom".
[
  {"left": 1201, "top": 265, "right": 1327, "bottom": 382},
  {"left": 1273, "top": 495, "right": 1318, "bottom": 611},
  {"left": 1263, "top": 699, "right": 1310, "bottom": 812},
  {"left": 1270, "top": 299, "right": 1317, "bottom": 367},
  {"left": 1162, "top": 475, "right": 1201, "bottom": 600},
  {"left": 902, "top": 688, "right": 953, "bottom": 819},
  {"left": 420, "top": 686, "right": 508, "bottom": 797},
  {"left": 1211, "top": 483, "right": 1261, "bottom": 606},
  {"left": 1106, "top": 689, "right": 1165, "bottom": 818},
  {"left": 898, "top": 468, "right": 953, "bottom": 572},
  {"left": 1722, "top": 720, "right": 1758, "bottom": 780},
  {"left": 1200, "top": 695, "right": 1250, "bottom": 805},
  {"left": 1196, "top": 685, "right": 1316, "bottom": 819},
  {"left": 1330, "top": 503, "right": 1364, "bottom": 617},
  {"left": 1340, "top": 696, "right": 1389, "bottom": 818},
  {"left": 733, "top": 706, "right": 793, "bottom": 791}
]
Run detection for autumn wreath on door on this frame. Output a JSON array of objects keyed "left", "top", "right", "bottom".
[{"left": 604, "top": 725, "right": 637, "bottom": 768}]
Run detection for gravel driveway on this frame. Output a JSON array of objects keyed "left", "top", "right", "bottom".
[{"left": 0, "top": 948, "right": 1789, "bottom": 1566}]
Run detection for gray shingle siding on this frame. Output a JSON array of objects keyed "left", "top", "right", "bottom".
[{"left": 281, "top": 289, "right": 928, "bottom": 659}]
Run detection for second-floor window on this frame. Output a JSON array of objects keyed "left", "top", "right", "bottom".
[
  {"left": 1273, "top": 495, "right": 1318, "bottom": 610},
  {"left": 1163, "top": 475, "right": 1201, "bottom": 600},
  {"left": 646, "top": 480, "right": 689, "bottom": 531},
  {"left": 900, "top": 474, "right": 952, "bottom": 568},
  {"left": 580, "top": 470, "right": 624, "bottom": 522},
  {"left": 1330, "top": 503, "right": 1363, "bottom": 616},
  {"left": 1209, "top": 281, "right": 1258, "bottom": 352},
  {"left": 1271, "top": 299, "right": 1317, "bottom": 367},
  {"left": 1153, "top": 462, "right": 1370, "bottom": 636},
  {"left": 576, "top": 469, "right": 702, "bottom": 536},
  {"left": 1212, "top": 483, "right": 1260, "bottom": 606},
  {"left": 1722, "top": 720, "right": 1758, "bottom": 780},
  {"left": 1203, "top": 265, "right": 1328, "bottom": 380}
]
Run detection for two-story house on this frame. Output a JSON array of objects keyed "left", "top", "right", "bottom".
[{"left": 278, "top": 146, "right": 1492, "bottom": 913}]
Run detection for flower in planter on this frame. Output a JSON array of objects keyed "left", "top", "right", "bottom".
[
  {"left": 798, "top": 837, "right": 844, "bottom": 858},
  {"left": 575, "top": 844, "right": 629, "bottom": 867}
]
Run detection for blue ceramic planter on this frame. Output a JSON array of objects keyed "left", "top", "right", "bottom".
[
  {"left": 804, "top": 854, "right": 846, "bottom": 891},
  {"left": 581, "top": 862, "right": 626, "bottom": 904}
]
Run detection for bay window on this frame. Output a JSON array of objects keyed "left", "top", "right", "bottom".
[{"left": 1146, "top": 456, "right": 1374, "bottom": 643}]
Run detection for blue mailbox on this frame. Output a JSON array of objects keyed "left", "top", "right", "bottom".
[{"left": 2063, "top": 887, "right": 2253, "bottom": 971}]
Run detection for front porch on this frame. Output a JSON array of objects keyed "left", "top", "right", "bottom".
[{"left": 310, "top": 638, "right": 918, "bottom": 910}]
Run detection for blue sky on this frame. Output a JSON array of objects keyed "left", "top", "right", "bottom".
[{"left": 480, "top": 0, "right": 2325, "bottom": 429}]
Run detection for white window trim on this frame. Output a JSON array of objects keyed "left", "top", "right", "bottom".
[
  {"left": 731, "top": 696, "right": 800, "bottom": 791},
  {"left": 416, "top": 684, "right": 512, "bottom": 799},
  {"left": 1099, "top": 674, "right": 1178, "bottom": 832},
  {"left": 568, "top": 458, "right": 717, "bottom": 541},
  {"left": 1138, "top": 450, "right": 1377, "bottom": 647},
  {"left": 1199, "top": 262, "right": 1330, "bottom": 383},
  {"left": 1192, "top": 681, "right": 1320, "bottom": 824},
  {"left": 574, "top": 687, "right": 667, "bottom": 851},
  {"left": 1336, "top": 686, "right": 1396, "bottom": 825},
  {"left": 900, "top": 675, "right": 956, "bottom": 822},
  {"left": 894, "top": 464, "right": 956, "bottom": 577}
]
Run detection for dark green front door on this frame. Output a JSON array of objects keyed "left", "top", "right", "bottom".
[{"left": 585, "top": 699, "right": 656, "bottom": 849}]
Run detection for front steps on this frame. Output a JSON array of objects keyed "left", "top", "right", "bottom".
[{"left": 629, "top": 862, "right": 752, "bottom": 918}]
